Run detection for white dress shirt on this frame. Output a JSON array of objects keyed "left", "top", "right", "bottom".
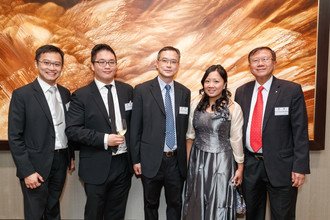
[
  {"left": 157, "top": 76, "right": 177, "bottom": 152},
  {"left": 37, "top": 77, "right": 67, "bottom": 150},
  {"left": 94, "top": 78, "right": 127, "bottom": 155},
  {"left": 246, "top": 76, "right": 273, "bottom": 153}
]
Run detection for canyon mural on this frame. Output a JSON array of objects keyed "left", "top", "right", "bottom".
[{"left": 0, "top": 0, "right": 319, "bottom": 140}]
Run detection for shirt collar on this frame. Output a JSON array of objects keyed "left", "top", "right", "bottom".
[
  {"left": 255, "top": 75, "right": 273, "bottom": 92},
  {"left": 157, "top": 76, "right": 174, "bottom": 91},
  {"left": 94, "top": 78, "right": 115, "bottom": 90},
  {"left": 37, "top": 77, "right": 57, "bottom": 93}
]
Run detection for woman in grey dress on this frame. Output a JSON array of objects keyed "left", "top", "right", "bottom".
[{"left": 183, "top": 64, "right": 244, "bottom": 220}]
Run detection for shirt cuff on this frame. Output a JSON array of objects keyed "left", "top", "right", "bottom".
[{"left": 104, "top": 134, "right": 109, "bottom": 150}]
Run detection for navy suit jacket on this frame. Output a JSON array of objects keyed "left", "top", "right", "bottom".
[
  {"left": 66, "top": 80, "right": 133, "bottom": 184},
  {"left": 130, "top": 77, "right": 191, "bottom": 179},
  {"left": 235, "top": 76, "right": 310, "bottom": 187},
  {"left": 8, "top": 79, "right": 73, "bottom": 180}
]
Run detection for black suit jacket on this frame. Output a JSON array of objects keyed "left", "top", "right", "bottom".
[
  {"left": 65, "top": 80, "right": 133, "bottom": 185},
  {"left": 130, "top": 77, "right": 191, "bottom": 179},
  {"left": 235, "top": 76, "right": 310, "bottom": 187},
  {"left": 8, "top": 79, "right": 73, "bottom": 180}
]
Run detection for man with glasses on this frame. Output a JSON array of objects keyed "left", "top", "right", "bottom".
[
  {"left": 130, "top": 46, "right": 191, "bottom": 220},
  {"left": 8, "top": 44, "right": 75, "bottom": 220},
  {"left": 235, "top": 46, "right": 310, "bottom": 220},
  {"left": 66, "top": 44, "right": 133, "bottom": 220}
]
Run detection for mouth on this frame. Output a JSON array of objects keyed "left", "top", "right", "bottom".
[
  {"left": 103, "top": 71, "right": 113, "bottom": 74},
  {"left": 46, "top": 71, "right": 58, "bottom": 76},
  {"left": 206, "top": 89, "right": 217, "bottom": 93}
]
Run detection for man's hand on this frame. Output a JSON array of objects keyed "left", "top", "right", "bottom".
[
  {"left": 291, "top": 172, "right": 305, "bottom": 187},
  {"left": 24, "top": 172, "right": 44, "bottom": 189},
  {"left": 133, "top": 163, "right": 142, "bottom": 176},
  {"left": 107, "top": 134, "right": 125, "bottom": 147}
]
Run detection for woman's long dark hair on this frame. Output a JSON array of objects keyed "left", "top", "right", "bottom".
[{"left": 196, "top": 64, "right": 231, "bottom": 112}]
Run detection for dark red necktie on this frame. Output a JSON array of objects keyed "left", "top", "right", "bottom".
[{"left": 250, "top": 86, "right": 264, "bottom": 152}]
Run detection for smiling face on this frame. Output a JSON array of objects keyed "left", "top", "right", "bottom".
[
  {"left": 36, "top": 52, "right": 63, "bottom": 85},
  {"left": 249, "top": 49, "right": 276, "bottom": 85},
  {"left": 91, "top": 49, "right": 117, "bottom": 84},
  {"left": 156, "top": 50, "right": 180, "bottom": 83},
  {"left": 203, "top": 70, "right": 225, "bottom": 102}
]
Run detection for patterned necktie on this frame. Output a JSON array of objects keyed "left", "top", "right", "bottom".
[
  {"left": 49, "top": 86, "right": 67, "bottom": 147},
  {"left": 49, "top": 86, "right": 64, "bottom": 126},
  {"left": 250, "top": 86, "right": 264, "bottom": 152},
  {"left": 165, "top": 85, "right": 175, "bottom": 150}
]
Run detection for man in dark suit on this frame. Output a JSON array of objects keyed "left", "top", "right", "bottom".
[
  {"left": 8, "top": 45, "right": 75, "bottom": 220},
  {"left": 130, "top": 46, "right": 191, "bottom": 220},
  {"left": 65, "top": 44, "right": 133, "bottom": 220},
  {"left": 235, "top": 46, "right": 310, "bottom": 220}
]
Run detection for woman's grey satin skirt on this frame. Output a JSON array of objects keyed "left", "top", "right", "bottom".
[{"left": 183, "top": 146, "right": 236, "bottom": 220}]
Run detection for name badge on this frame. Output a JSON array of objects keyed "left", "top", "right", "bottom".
[
  {"left": 125, "top": 101, "right": 133, "bottom": 111},
  {"left": 274, "top": 107, "right": 289, "bottom": 116},
  {"left": 65, "top": 102, "right": 70, "bottom": 111},
  {"left": 179, "top": 106, "right": 188, "bottom": 115}
]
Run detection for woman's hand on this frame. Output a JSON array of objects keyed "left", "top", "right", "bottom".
[{"left": 232, "top": 163, "right": 243, "bottom": 186}]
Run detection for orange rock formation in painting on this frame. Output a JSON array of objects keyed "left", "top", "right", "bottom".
[{"left": 0, "top": 0, "right": 318, "bottom": 139}]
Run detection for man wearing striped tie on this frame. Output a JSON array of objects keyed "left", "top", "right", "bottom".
[{"left": 235, "top": 46, "right": 310, "bottom": 220}]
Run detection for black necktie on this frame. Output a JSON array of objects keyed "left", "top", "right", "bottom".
[
  {"left": 105, "top": 85, "right": 118, "bottom": 153},
  {"left": 105, "top": 85, "right": 117, "bottom": 133}
]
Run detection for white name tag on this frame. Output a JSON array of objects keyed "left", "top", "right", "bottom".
[
  {"left": 274, "top": 107, "right": 289, "bottom": 116},
  {"left": 125, "top": 101, "right": 133, "bottom": 111},
  {"left": 65, "top": 102, "right": 70, "bottom": 111},
  {"left": 179, "top": 106, "right": 188, "bottom": 115}
]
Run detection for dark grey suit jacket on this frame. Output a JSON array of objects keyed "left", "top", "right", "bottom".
[
  {"left": 130, "top": 77, "right": 191, "bottom": 179},
  {"left": 235, "top": 76, "right": 310, "bottom": 187},
  {"left": 8, "top": 79, "right": 73, "bottom": 180},
  {"left": 65, "top": 80, "right": 133, "bottom": 185}
]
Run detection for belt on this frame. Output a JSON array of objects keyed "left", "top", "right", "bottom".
[
  {"left": 246, "top": 150, "right": 264, "bottom": 160},
  {"left": 163, "top": 150, "right": 177, "bottom": 158},
  {"left": 54, "top": 148, "right": 68, "bottom": 153}
]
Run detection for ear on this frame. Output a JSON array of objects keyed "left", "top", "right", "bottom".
[
  {"left": 90, "top": 63, "right": 95, "bottom": 72},
  {"left": 155, "top": 60, "right": 160, "bottom": 70},
  {"left": 34, "top": 60, "right": 38, "bottom": 69}
]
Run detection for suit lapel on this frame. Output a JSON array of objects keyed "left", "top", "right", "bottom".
[
  {"left": 150, "top": 78, "right": 165, "bottom": 115},
  {"left": 90, "top": 81, "right": 112, "bottom": 127},
  {"left": 58, "top": 86, "right": 68, "bottom": 116},
  {"left": 31, "top": 79, "right": 54, "bottom": 126},
  {"left": 263, "top": 77, "right": 280, "bottom": 130},
  {"left": 115, "top": 81, "right": 126, "bottom": 118},
  {"left": 174, "top": 81, "right": 182, "bottom": 118},
  {"left": 243, "top": 82, "right": 254, "bottom": 133}
]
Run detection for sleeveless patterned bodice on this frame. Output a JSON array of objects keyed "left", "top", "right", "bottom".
[{"left": 193, "top": 107, "right": 231, "bottom": 153}]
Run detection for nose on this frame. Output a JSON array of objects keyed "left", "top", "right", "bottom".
[
  {"left": 48, "top": 64, "right": 56, "bottom": 70},
  {"left": 165, "top": 61, "right": 172, "bottom": 67},
  {"left": 256, "top": 59, "right": 267, "bottom": 66},
  {"left": 207, "top": 82, "right": 214, "bottom": 87}
]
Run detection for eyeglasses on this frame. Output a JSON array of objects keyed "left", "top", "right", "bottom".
[
  {"left": 158, "top": 58, "right": 179, "bottom": 65},
  {"left": 38, "top": 60, "right": 62, "bottom": 68},
  {"left": 94, "top": 60, "right": 117, "bottom": 67},
  {"left": 250, "top": 57, "right": 273, "bottom": 65}
]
